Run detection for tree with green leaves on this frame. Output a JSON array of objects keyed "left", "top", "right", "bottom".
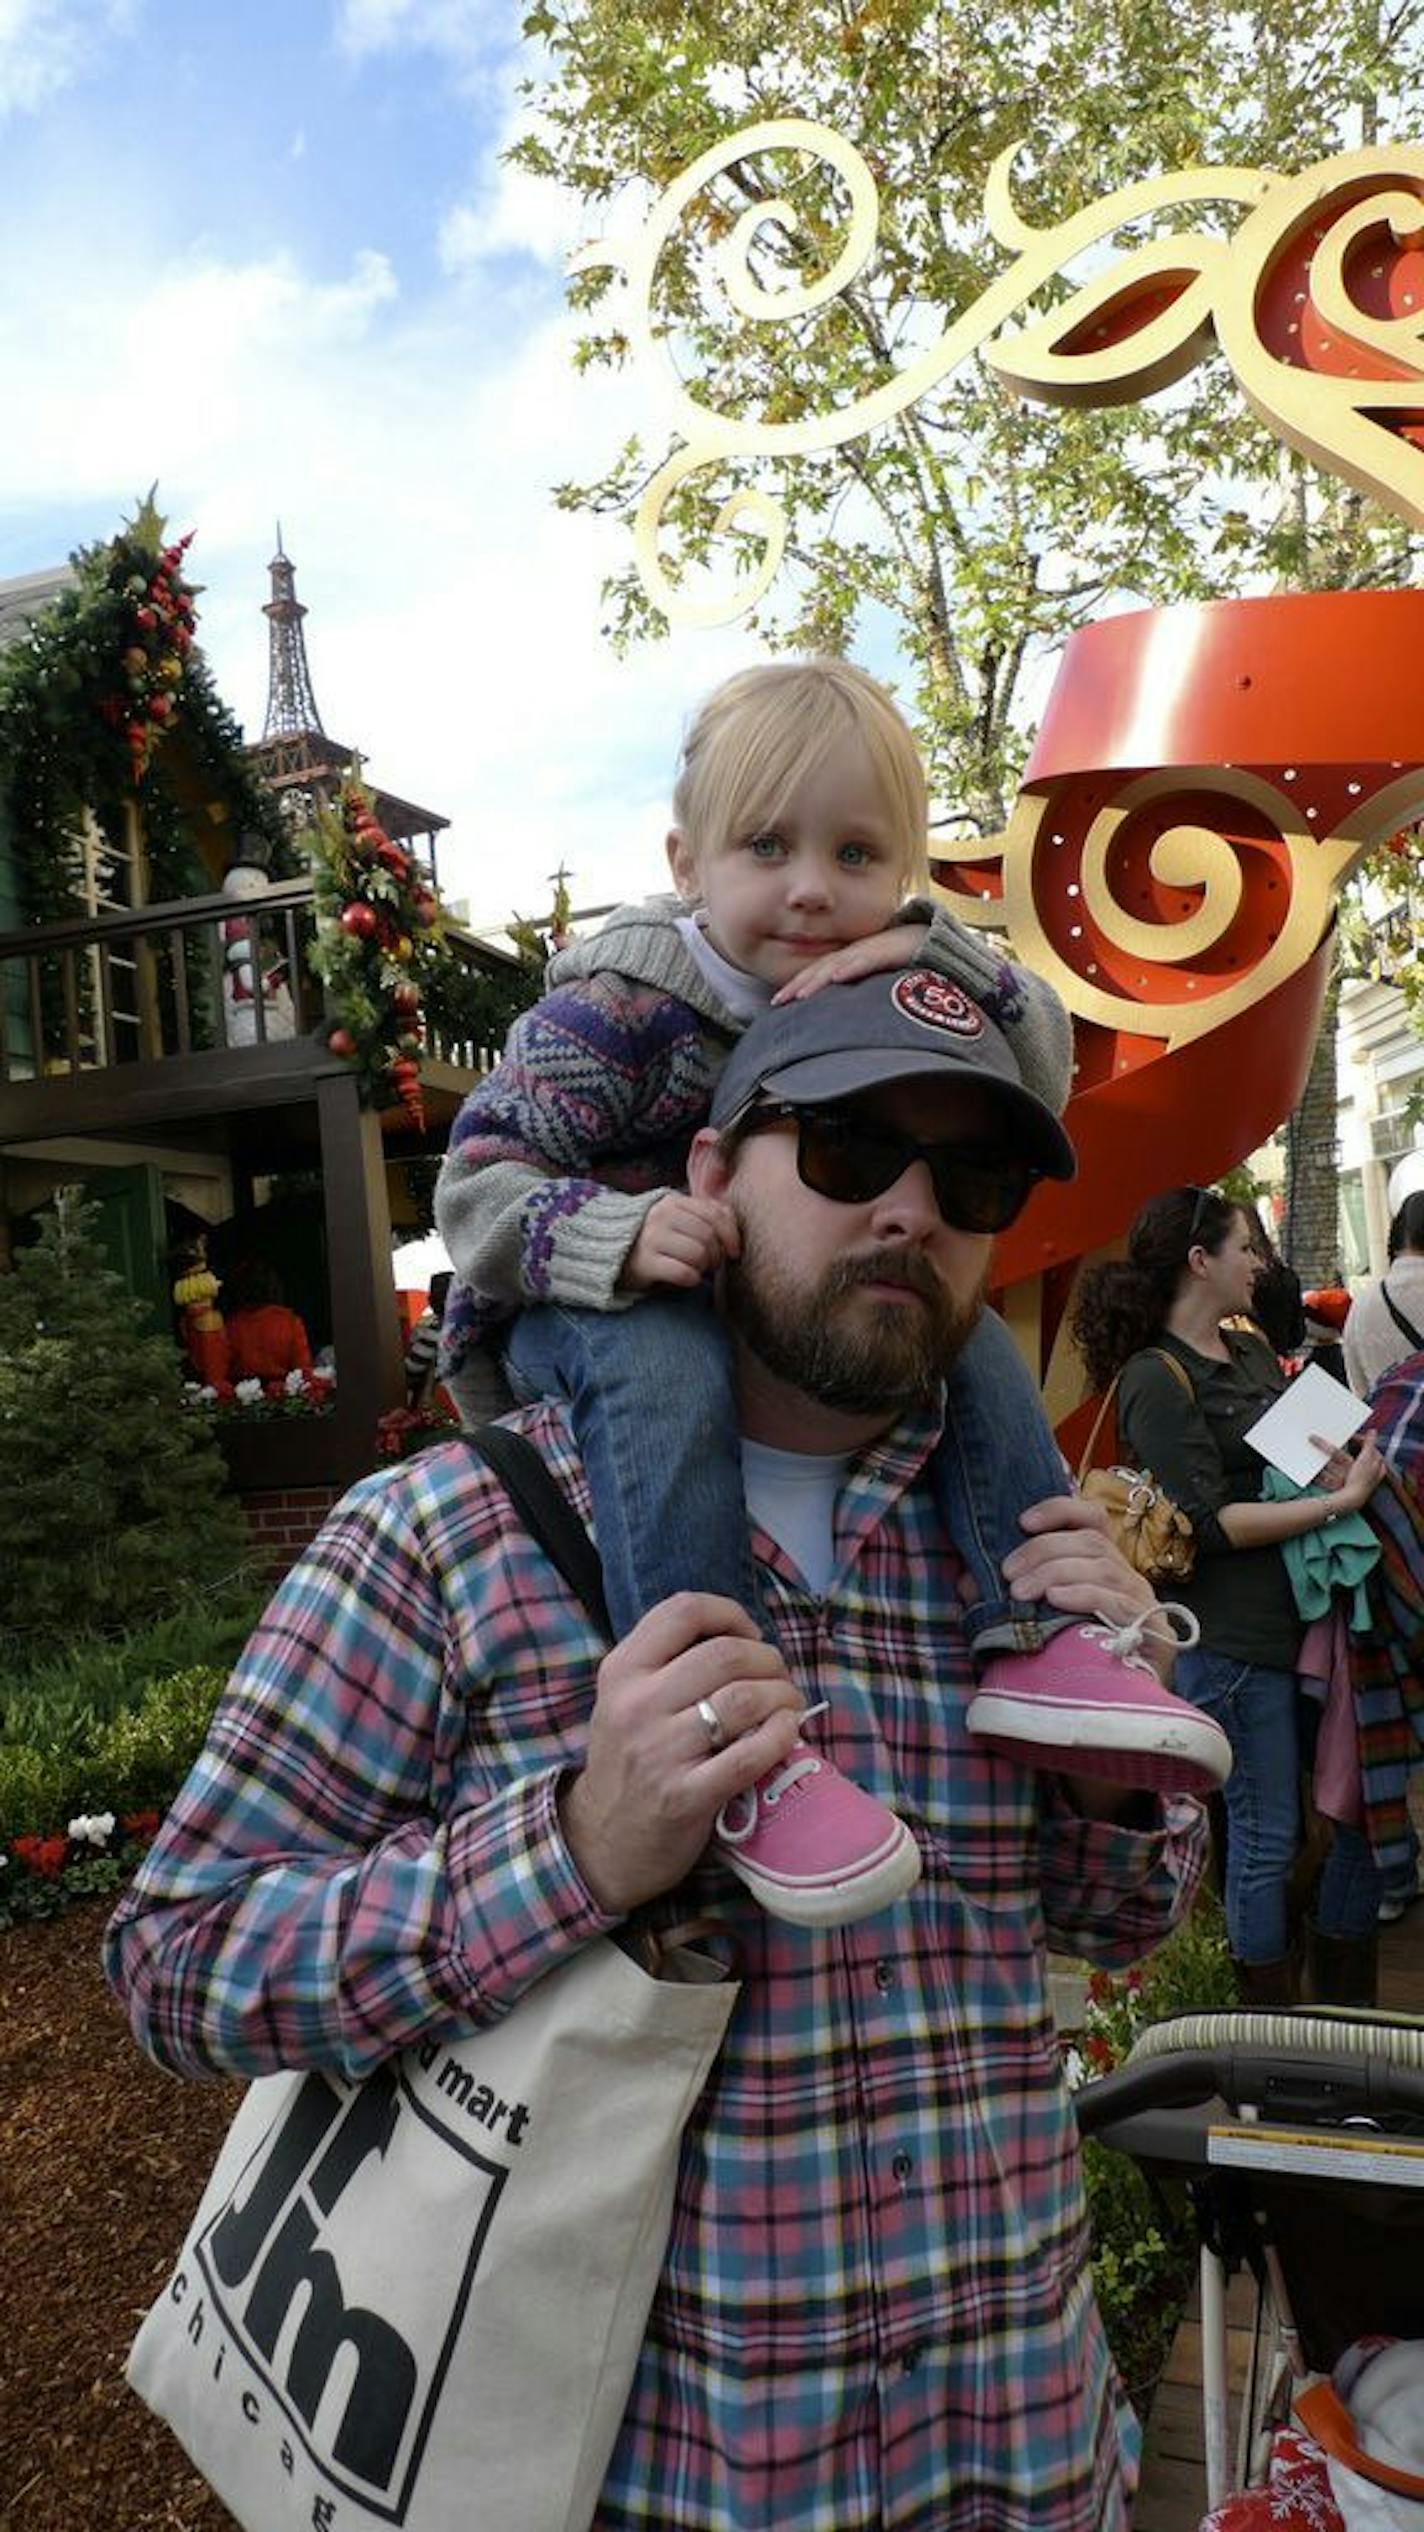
[
  {"left": 513, "top": 0, "right": 1424, "bottom": 1261},
  {"left": 517, "top": 0, "right": 1420, "bottom": 820},
  {"left": 0, "top": 1187, "right": 250, "bottom": 1665}
]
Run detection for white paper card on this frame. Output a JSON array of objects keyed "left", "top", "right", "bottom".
[{"left": 1243, "top": 1362, "right": 1369, "bottom": 1486}]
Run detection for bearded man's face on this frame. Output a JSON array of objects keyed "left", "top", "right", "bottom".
[
  {"left": 723, "top": 1223, "right": 986, "bottom": 1412},
  {"left": 715, "top": 1079, "right": 999, "bottom": 1414}
]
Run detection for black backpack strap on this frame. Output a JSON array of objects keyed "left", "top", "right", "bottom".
[
  {"left": 1383, "top": 1285, "right": 1424, "bottom": 1353},
  {"left": 464, "top": 1421, "right": 611, "bottom": 1642}
]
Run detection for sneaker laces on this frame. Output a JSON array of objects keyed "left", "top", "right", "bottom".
[
  {"left": 1078, "top": 1602, "right": 1201, "bottom": 1675},
  {"left": 716, "top": 1702, "right": 830, "bottom": 1845}
]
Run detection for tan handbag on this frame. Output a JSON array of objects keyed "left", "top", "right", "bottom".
[{"left": 1076, "top": 1349, "right": 1197, "bottom": 1584}]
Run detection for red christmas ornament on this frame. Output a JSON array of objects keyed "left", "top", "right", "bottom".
[
  {"left": 391, "top": 980, "right": 422, "bottom": 1014},
  {"left": 327, "top": 1026, "right": 358, "bottom": 1059},
  {"left": 340, "top": 901, "right": 378, "bottom": 939}
]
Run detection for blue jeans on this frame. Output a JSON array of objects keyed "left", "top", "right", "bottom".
[
  {"left": 505, "top": 1293, "right": 1071, "bottom": 1653},
  {"left": 1175, "top": 1646, "right": 1381, "bottom": 1961},
  {"left": 934, "top": 1306, "right": 1075, "bottom": 1653}
]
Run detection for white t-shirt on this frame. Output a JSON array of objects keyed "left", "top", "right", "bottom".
[{"left": 740, "top": 1438, "right": 851, "bottom": 1597}]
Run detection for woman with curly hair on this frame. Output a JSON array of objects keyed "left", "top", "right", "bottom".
[{"left": 1073, "top": 1185, "right": 1386, "bottom": 2006}]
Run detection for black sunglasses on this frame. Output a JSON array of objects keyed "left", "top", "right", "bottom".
[
  {"left": 741, "top": 1101, "right": 1041, "bottom": 1233},
  {"left": 1186, "top": 1184, "right": 1218, "bottom": 1246}
]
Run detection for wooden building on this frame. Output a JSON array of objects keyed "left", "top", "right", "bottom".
[{"left": 0, "top": 532, "right": 525, "bottom": 1553}]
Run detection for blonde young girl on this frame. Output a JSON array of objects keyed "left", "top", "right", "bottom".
[{"left": 435, "top": 660, "right": 1222, "bottom": 1928}]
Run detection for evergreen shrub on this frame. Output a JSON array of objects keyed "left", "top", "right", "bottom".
[{"left": 0, "top": 1186, "right": 252, "bottom": 1663}]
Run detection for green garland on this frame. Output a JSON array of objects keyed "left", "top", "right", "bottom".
[
  {"left": 308, "top": 775, "right": 446, "bottom": 1121},
  {"left": 307, "top": 778, "right": 543, "bottom": 1117},
  {"left": 0, "top": 490, "right": 287, "bottom": 934}
]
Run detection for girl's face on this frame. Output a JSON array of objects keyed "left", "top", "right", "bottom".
[
  {"left": 667, "top": 728, "right": 908, "bottom": 985},
  {"left": 1197, "top": 1209, "right": 1262, "bottom": 1318}
]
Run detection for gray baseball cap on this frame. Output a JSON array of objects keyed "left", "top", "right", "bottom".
[{"left": 711, "top": 967, "right": 1076, "bottom": 1180}]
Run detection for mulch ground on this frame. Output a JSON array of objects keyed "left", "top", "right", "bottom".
[{"left": 1, "top": 1896, "right": 243, "bottom": 2530}]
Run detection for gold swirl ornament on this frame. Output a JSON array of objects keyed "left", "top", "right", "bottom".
[{"left": 580, "top": 121, "right": 1424, "bottom": 625}]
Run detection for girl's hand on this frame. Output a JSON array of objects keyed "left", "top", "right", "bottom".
[
  {"left": 1313, "top": 1432, "right": 1386, "bottom": 1510},
  {"left": 620, "top": 1192, "right": 740, "bottom": 1292},
  {"left": 770, "top": 920, "right": 930, "bottom": 1003}
]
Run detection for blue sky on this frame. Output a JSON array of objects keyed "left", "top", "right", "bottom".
[{"left": 0, "top": 0, "right": 762, "bottom": 931}]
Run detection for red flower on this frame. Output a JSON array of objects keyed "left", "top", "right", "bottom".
[
  {"left": 1084, "top": 2032, "right": 1116, "bottom": 2073},
  {"left": 12, "top": 1833, "right": 70, "bottom": 1879},
  {"left": 121, "top": 1810, "right": 161, "bottom": 1841}
]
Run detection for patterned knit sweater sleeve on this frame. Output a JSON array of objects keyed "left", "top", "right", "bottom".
[{"left": 434, "top": 968, "right": 727, "bottom": 1345}]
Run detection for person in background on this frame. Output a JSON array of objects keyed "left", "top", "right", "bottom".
[
  {"left": 1073, "top": 1186, "right": 1386, "bottom": 2005},
  {"left": 1299, "top": 1284, "right": 1352, "bottom": 1388},
  {"left": 1342, "top": 1195, "right": 1424, "bottom": 1924},
  {"left": 1344, "top": 1192, "right": 1424, "bottom": 1399},
  {"left": 1240, "top": 1206, "right": 1306, "bottom": 1359},
  {"left": 223, "top": 1258, "right": 313, "bottom": 1384},
  {"left": 434, "top": 659, "right": 1228, "bottom": 1941},
  {"left": 404, "top": 1269, "right": 452, "bottom": 1410},
  {"left": 106, "top": 970, "right": 1211, "bottom": 2532}
]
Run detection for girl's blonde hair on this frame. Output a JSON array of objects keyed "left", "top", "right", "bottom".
[{"left": 670, "top": 659, "right": 930, "bottom": 889}]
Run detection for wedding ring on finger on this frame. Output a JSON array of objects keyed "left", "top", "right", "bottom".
[{"left": 695, "top": 1695, "right": 726, "bottom": 1752}]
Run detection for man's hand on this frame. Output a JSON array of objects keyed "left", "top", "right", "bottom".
[
  {"left": 1001, "top": 1495, "right": 1183, "bottom": 1823},
  {"left": 619, "top": 1192, "right": 740, "bottom": 1293},
  {"left": 769, "top": 920, "right": 931, "bottom": 1004},
  {"left": 558, "top": 1594, "right": 804, "bottom": 1915},
  {"left": 1000, "top": 1494, "right": 1167, "bottom": 1660}
]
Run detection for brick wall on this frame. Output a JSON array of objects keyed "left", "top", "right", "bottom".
[{"left": 239, "top": 1485, "right": 341, "bottom": 1580}]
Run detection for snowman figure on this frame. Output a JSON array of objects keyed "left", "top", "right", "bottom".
[{"left": 221, "top": 856, "right": 296, "bottom": 1046}]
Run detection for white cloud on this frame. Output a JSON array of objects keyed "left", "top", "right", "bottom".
[
  {"left": 0, "top": 12, "right": 774, "bottom": 933},
  {"left": 0, "top": 0, "right": 132, "bottom": 116},
  {"left": 334, "top": 0, "right": 504, "bottom": 81},
  {"left": 438, "top": 154, "right": 575, "bottom": 273}
]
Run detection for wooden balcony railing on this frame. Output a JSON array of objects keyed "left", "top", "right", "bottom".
[{"left": 0, "top": 881, "right": 514, "bottom": 1087}]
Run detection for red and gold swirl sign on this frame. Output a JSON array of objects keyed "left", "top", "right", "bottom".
[
  {"left": 586, "top": 127, "right": 1424, "bottom": 1414},
  {"left": 938, "top": 589, "right": 1424, "bottom": 1423}
]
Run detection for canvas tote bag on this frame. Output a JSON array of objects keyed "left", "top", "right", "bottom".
[{"left": 127, "top": 1425, "right": 740, "bottom": 2532}]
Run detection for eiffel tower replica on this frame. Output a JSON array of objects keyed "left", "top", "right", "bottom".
[{"left": 246, "top": 530, "right": 449, "bottom": 880}]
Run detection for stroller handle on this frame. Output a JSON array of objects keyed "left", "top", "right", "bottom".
[{"left": 1075, "top": 2018, "right": 1424, "bottom": 2140}]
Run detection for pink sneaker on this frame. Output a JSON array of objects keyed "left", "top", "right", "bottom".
[
  {"left": 965, "top": 1608, "right": 1231, "bottom": 1798},
  {"left": 713, "top": 1724, "right": 920, "bottom": 1927}
]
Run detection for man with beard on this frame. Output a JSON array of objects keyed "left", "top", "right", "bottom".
[{"left": 107, "top": 968, "right": 1207, "bottom": 2532}]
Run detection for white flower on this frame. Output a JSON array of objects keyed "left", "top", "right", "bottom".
[
  {"left": 68, "top": 1811, "right": 116, "bottom": 1849},
  {"left": 1062, "top": 2045, "right": 1086, "bottom": 2092},
  {"left": 235, "top": 1377, "right": 264, "bottom": 1404},
  {"left": 284, "top": 1368, "right": 306, "bottom": 1394}
]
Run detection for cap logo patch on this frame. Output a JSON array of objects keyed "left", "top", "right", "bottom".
[{"left": 891, "top": 970, "right": 984, "bottom": 1038}]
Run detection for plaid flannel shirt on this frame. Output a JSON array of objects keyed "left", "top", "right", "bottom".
[{"left": 106, "top": 1401, "right": 1205, "bottom": 2532}]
